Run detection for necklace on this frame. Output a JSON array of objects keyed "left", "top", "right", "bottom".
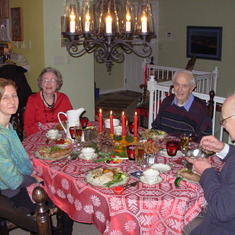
[{"left": 42, "top": 92, "right": 55, "bottom": 109}]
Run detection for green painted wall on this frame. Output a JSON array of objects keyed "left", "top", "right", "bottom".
[
  {"left": 95, "top": 61, "right": 124, "bottom": 93},
  {"left": 10, "top": 0, "right": 44, "bottom": 91},
  {"left": 158, "top": 0, "right": 235, "bottom": 97},
  {"left": 9, "top": 0, "right": 95, "bottom": 120}
]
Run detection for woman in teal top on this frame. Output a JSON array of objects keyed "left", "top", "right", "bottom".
[{"left": 0, "top": 78, "right": 38, "bottom": 232}]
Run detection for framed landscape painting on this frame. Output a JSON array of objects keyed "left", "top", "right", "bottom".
[{"left": 186, "top": 26, "right": 222, "bottom": 60}]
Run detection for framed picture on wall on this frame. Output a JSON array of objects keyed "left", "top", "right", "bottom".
[
  {"left": 186, "top": 26, "right": 222, "bottom": 60},
  {"left": 11, "top": 7, "right": 23, "bottom": 41}
]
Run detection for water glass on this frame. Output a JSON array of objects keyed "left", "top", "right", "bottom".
[
  {"left": 180, "top": 133, "right": 190, "bottom": 152},
  {"left": 127, "top": 145, "right": 136, "bottom": 161},
  {"left": 135, "top": 147, "right": 145, "bottom": 165}
]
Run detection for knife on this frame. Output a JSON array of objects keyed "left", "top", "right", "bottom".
[{"left": 76, "top": 165, "right": 103, "bottom": 176}]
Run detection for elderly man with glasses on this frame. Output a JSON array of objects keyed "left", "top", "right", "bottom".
[{"left": 183, "top": 93, "right": 235, "bottom": 235}]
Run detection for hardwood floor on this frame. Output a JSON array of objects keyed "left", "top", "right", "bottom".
[{"left": 95, "top": 90, "right": 142, "bottom": 122}]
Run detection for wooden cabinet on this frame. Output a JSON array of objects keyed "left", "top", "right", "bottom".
[{"left": 0, "top": 0, "right": 9, "bottom": 18}]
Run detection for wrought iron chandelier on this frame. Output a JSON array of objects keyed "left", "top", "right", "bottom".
[{"left": 62, "top": 0, "right": 155, "bottom": 72}]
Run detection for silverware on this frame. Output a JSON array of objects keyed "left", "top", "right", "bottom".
[
  {"left": 76, "top": 165, "right": 103, "bottom": 176},
  {"left": 123, "top": 181, "right": 139, "bottom": 189}
]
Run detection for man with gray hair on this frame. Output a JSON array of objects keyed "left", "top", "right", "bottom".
[
  {"left": 183, "top": 93, "right": 235, "bottom": 235},
  {"left": 152, "top": 70, "right": 212, "bottom": 140}
]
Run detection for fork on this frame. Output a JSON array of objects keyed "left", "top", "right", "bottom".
[{"left": 123, "top": 181, "right": 139, "bottom": 190}]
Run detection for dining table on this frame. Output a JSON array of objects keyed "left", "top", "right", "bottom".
[{"left": 22, "top": 123, "right": 224, "bottom": 235}]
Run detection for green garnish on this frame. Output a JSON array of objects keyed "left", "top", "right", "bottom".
[
  {"left": 105, "top": 172, "right": 126, "bottom": 187},
  {"left": 174, "top": 177, "right": 182, "bottom": 187}
]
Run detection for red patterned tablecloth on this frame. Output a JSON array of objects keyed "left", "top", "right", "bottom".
[{"left": 23, "top": 128, "right": 224, "bottom": 235}]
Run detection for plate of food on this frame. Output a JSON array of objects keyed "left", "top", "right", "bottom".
[
  {"left": 84, "top": 167, "right": 129, "bottom": 188},
  {"left": 35, "top": 146, "right": 72, "bottom": 160},
  {"left": 140, "top": 129, "right": 167, "bottom": 140},
  {"left": 176, "top": 168, "right": 201, "bottom": 183},
  {"left": 55, "top": 138, "right": 72, "bottom": 148},
  {"left": 105, "top": 158, "right": 123, "bottom": 166}
]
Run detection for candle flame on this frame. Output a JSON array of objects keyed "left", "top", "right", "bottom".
[
  {"left": 135, "top": 111, "right": 137, "bottom": 116},
  {"left": 122, "top": 111, "right": 125, "bottom": 115},
  {"left": 106, "top": 14, "right": 112, "bottom": 23},
  {"left": 126, "top": 12, "right": 131, "bottom": 22},
  {"left": 110, "top": 110, "right": 113, "bottom": 115},
  {"left": 141, "top": 14, "right": 147, "bottom": 23},
  {"left": 99, "top": 108, "right": 102, "bottom": 113},
  {"left": 86, "top": 13, "right": 90, "bottom": 22},
  {"left": 70, "top": 9, "right": 76, "bottom": 21}
]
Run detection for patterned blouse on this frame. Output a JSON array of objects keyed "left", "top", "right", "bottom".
[{"left": 0, "top": 123, "right": 33, "bottom": 190}]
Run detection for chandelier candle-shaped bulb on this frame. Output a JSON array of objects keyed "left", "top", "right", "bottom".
[
  {"left": 134, "top": 112, "right": 138, "bottom": 137},
  {"left": 85, "top": 13, "right": 90, "bottom": 32},
  {"left": 110, "top": 111, "right": 114, "bottom": 134},
  {"left": 126, "top": 11, "right": 131, "bottom": 32},
  {"left": 141, "top": 13, "right": 147, "bottom": 33},
  {"left": 106, "top": 13, "right": 112, "bottom": 34},
  {"left": 99, "top": 109, "right": 103, "bottom": 133},
  {"left": 70, "top": 9, "right": 76, "bottom": 33},
  {"left": 121, "top": 111, "right": 126, "bottom": 136}
]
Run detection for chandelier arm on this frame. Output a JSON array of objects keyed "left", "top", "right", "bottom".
[{"left": 112, "top": 40, "right": 152, "bottom": 57}]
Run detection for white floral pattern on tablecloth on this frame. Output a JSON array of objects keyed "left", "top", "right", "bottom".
[{"left": 23, "top": 127, "right": 224, "bottom": 235}]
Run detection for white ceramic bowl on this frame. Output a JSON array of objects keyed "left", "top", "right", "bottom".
[
  {"left": 104, "top": 119, "right": 120, "bottom": 129},
  {"left": 143, "top": 169, "right": 160, "bottom": 183},
  {"left": 81, "top": 147, "right": 96, "bottom": 158}
]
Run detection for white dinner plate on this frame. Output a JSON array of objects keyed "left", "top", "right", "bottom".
[
  {"left": 159, "top": 149, "right": 183, "bottom": 158},
  {"left": 79, "top": 153, "right": 98, "bottom": 160},
  {"left": 151, "top": 163, "right": 171, "bottom": 172},
  {"left": 140, "top": 176, "right": 162, "bottom": 185}
]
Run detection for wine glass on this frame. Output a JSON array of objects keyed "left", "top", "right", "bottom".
[
  {"left": 126, "top": 145, "right": 137, "bottom": 172},
  {"left": 75, "top": 126, "right": 83, "bottom": 142},
  {"left": 69, "top": 126, "right": 76, "bottom": 141}
]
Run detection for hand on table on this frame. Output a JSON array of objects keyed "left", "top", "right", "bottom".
[
  {"left": 200, "top": 135, "right": 225, "bottom": 153},
  {"left": 186, "top": 157, "right": 212, "bottom": 175}
]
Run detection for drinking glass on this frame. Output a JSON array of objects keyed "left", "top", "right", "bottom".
[
  {"left": 80, "top": 117, "right": 89, "bottom": 129},
  {"left": 75, "top": 126, "right": 83, "bottom": 141},
  {"left": 69, "top": 126, "right": 76, "bottom": 140},
  {"left": 126, "top": 145, "right": 137, "bottom": 172},
  {"left": 135, "top": 147, "right": 145, "bottom": 165},
  {"left": 180, "top": 133, "right": 190, "bottom": 153},
  {"left": 166, "top": 141, "right": 180, "bottom": 156}
]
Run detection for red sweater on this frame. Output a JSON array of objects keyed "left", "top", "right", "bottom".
[{"left": 24, "top": 92, "right": 73, "bottom": 137}]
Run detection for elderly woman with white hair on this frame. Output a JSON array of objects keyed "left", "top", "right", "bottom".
[
  {"left": 152, "top": 70, "right": 212, "bottom": 141},
  {"left": 24, "top": 67, "right": 73, "bottom": 137}
]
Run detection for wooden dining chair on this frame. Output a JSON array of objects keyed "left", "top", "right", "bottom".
[{"left": 0, "top": 186, "right": 63, "bottom": 235}]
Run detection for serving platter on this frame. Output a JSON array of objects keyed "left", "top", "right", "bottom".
[
  {"left": 35, "top": 151, "right": 71, "bottom": 161},
  {"left": 84, "top": 167, "right": 129, "bottom": 188},
  {"left": 140, "top": 129, "right": 167, "bottom": 140},
  {"left": 177, "top": 168, "right": 200, "bottom": 183}
]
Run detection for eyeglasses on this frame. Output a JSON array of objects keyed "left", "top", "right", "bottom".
[
  {"left": 41, "top": 79, "right": 57, "bottom": 83},
  {"left": 219, "top": 115, "right": 235, "bottom": 125}
]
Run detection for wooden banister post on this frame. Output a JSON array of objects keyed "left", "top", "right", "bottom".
[
  {"left": 208, "top": 90, "right": 215, "bottom": 118},
  {"left": 32, "top": 186, "right": 52, "bottom": 235}
]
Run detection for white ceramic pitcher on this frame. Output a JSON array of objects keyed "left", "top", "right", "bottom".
[{"left": 58, "top": 108, "right": 85, "bottom": 139}]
